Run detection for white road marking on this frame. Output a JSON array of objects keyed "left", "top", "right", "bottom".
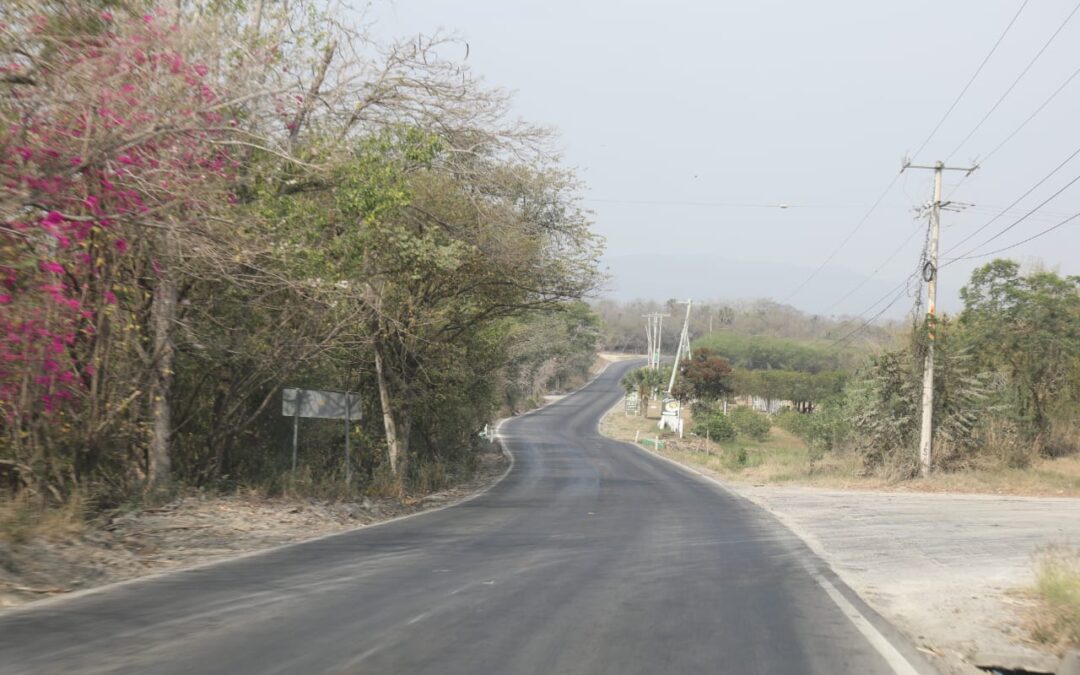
[{"left": 615, "top": 419, "right": 925, "bottom": 675}]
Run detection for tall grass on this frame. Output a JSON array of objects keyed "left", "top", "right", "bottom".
[{"left": 1032, "top": 547, "right": 1080, "bottom": 649}]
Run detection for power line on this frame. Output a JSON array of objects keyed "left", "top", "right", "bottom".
[
  {"left": 946, "top": 0, "right": 1080, "bottom": 163},
  {"left": 787, "top": 0, "right": 1032, "bottom": 310},
  {"left": 820, "top": 218, "right": 925, "bottom": 316},
  {"left": 783, "top": 171, "right": 903, "bottom": 303},
  {"left": 948, "top": 61, "right": 1080, "bottom": 198},
  {"left": 910, "top": 0, "right": 1031, "bottom": 160},
  {"left": 944, "top": 170, "right": 1080, "bottom": 261},
  {"left": 980, "top": 63, "right": 1080, "bottom": 164},
  {"left": 942, "top": 142, "right": 1080, "bottom": 256},
  {"left": 944, "top": 210, "right": 1080, "bottom": 262},
  {"left": 829, "top": 273, "right": 919, "bottom": 346}
]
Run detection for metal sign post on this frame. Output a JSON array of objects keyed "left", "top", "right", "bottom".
[
  {"left": 344, "top": 403, "right": 351, "bottom": 486},
  {"left": 291, "top": 390, "right": 301, "bottom": 472},
  {"left": 283, "top": 387, "right": 362, "bottom": 481}
]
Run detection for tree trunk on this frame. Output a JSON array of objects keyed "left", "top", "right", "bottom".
[
  {"left": 373, "top": 337, "right": 403, "bottom": 477},
  {"left": 148, "top": 270, "right": 176, "bottom": 489}
]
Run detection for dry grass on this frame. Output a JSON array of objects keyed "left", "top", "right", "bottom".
[
  {"left": 0, "top": 493, "right": 86, "bottom": 545},
  {"left": 601, "top": 405, "right": 1080, "bottom": 496},
  {"left": 1030, "top": 547, "right": 1080, "bottom": 651}
]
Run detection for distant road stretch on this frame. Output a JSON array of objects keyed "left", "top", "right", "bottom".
[{"left": 0, "top": 361, "right": 930, "bottom": 674}]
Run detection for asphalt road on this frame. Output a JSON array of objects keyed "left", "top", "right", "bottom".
[{"left": 0, "top": 361, "right": 933, "bottom": 674}]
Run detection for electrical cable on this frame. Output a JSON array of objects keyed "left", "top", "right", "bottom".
[
  {"left": 946, "top": 0, "right": 1080, "bottom": 162},
  {"left": 949, "top": 62, "right": 1080, "bottom": 198},
  {"left": 910, "top": 0, "right": 1031, "bottom": 160},
  {"left": 944, "top": 171, "right": 1080, "bottom": 262},
  {"left": 819, "top": 218, "right": 926, "bottom": 316},
  {"left": 782, "top": 172, "right": 903, "bottom": 303},
  {"left": 829, "top": 272, "right": 919, "bottom": 346},
  {"left": 789, "top": 0, "right": 1033, "bottom": 316},
  {"left": 941, "top": 142, "right": 1080, "bottom": 256},
  {"left": 944, "top": 210, "right": 1080, "bottom": 262}
]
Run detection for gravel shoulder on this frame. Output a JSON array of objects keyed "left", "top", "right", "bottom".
[
  {"left": 0, "top": 449, "right": 508, "bottom": 612},
  {"left": 601, "top": 406, "right": 1080, "bottom": 674},
  {"left": 731, "top": 483, "right": 1080, "bottom": 674}
]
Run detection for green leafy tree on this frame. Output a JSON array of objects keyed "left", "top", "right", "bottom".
[{"left": 959, "top": 260, "right": 1080, "bottom": 451}]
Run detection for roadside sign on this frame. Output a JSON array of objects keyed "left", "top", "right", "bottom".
[
  {"left": 624, "top": 391, "right": 640, "bottom": 415},
  {"left": 282, "top": 387, "right": 362, "bottom": 483},
  {"left": 282, "top": 388, "right": 361, "bottom": 420},
  {"left": 661, "top": 397, "right": 681, "bottom": 417}
]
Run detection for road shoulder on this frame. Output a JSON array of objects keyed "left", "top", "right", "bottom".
[
  {"left": 0, "top": 448, "right": 509, "bottom": 613},
  {"left": 600, "top": 406, "right": 1079, "bottom": 675}
]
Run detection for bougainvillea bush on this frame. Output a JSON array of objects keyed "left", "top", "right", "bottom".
[
  {"left": 0, "top": 2, "right": 602, "bottom": 508},
  {"left": 1, "top": 5, "right": 244, "bottom": 496}
]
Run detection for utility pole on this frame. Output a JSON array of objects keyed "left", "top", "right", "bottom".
[
  {"left": 902, "top": 159, "right": 978, "bottom": 477},
  {"left": 643, "top": 313, "right": 668, "bottom": 370},
  {"left": 666, "top": 300, "right": 693, "bottom": 394},
  {"left": 643, "top": 314, "right": 653, "bottom": 368}
]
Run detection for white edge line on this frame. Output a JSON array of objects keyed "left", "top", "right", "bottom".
[{"left": 599, "top": 400, "right": 924, "bottom": 675}]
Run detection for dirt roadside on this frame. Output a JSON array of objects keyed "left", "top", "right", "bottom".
[
  {"left": 0, "top": 448, "right": 508, "bottom": 612},
  {"left": 601, "top": 407, "right": 1080, "bottom": 675},
  {"left": 0, "top": 357, "right": 642, "bottom": 614}
]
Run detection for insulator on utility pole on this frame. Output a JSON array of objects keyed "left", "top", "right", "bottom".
[{"left": 901, "top": 159, "right": 978, "bottom": 477}]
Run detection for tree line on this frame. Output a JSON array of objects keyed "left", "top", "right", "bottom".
[
  {"left": 0, "top": 1, "right": 602, "bottom": 506},
  {"left": 619, "top": 261, "right": 1079, "bottom": 476}
]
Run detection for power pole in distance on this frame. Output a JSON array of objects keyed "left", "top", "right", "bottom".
[
  {"left": 666, "top": 300, "right": 693, "bottom": 394},
  {"left": 643, "top": 313, "right": 668, "bottom": 370},
  {"left": 902, "top": 159, "right": 978, "bottom": 477}
]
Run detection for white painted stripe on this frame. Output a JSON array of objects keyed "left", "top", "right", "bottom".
[
  {"left": 618, "top": 431, "right": 925, "bottom": 675},
  {"left": 801, "top": 562, "right": 922, "bottom": 675}
]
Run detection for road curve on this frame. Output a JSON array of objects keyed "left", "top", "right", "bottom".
[{"left": 0, "top": 361, "right": 933, "bottom": 674}]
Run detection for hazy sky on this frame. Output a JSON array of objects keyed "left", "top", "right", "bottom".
[{"left": 370, "top": 0, "right": 1080, "bottom": 317}]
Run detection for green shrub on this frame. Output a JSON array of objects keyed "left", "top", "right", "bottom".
[
  {"left": 774, "top": 409, "right": 811, "bottom": 437},
  {"left": 730, "top": 406, "right": 771, "bottom": 441},
  {"left": 693, "top": 413, "right": 737, "bottom": 442}
]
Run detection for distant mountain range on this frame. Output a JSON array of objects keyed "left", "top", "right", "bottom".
[{"left": 599, "top": 253, "right": 915, "bottom": 318}]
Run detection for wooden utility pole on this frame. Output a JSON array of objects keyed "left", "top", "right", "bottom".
[{"left": 902, "top": 160, "right": 978, "bottom": 476}]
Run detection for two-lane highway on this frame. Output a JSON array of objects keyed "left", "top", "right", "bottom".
[{"left": 0, "top": 361, "right": 931, "bottom": 674}]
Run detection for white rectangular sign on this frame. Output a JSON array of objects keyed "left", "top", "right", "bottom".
[{"left": 282, "top": 388, "right": 362, "bottom": 420}]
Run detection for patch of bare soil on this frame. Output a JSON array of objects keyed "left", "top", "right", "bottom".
[{"left": 0, "top": 450, "right": 507, "bottom": 611}]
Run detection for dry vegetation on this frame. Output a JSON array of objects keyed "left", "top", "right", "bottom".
[
  {"left": 1027, "top": 547, "right": 1080, "bottom": 653},
  {"left": 0, "top": 448, "right": 508, "bottom": 610},
  {"left": 601, "top": 403, "right": 1080, "bottom": 496}
]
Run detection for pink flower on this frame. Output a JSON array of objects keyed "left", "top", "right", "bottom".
[
  {"left": 194, "top": 63, "right": 208, "bottom": 77},
  {"left": 100, "top": 10, "right": 113, "bottom": 21},
  {"left": 114, "top": 238, "right": 128, "bottom": 254},
  {"left": 42, "top": 211, "right": 64, "bottom": 225},
  {"left": 104, "top": 290, "right": 117, "bottom": 304},
  {"left": 0, "top": 294, "right": 11, "bottom": 305},
  {"left": 40, "top": 261, "right": 65, "bottom": 274}
]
